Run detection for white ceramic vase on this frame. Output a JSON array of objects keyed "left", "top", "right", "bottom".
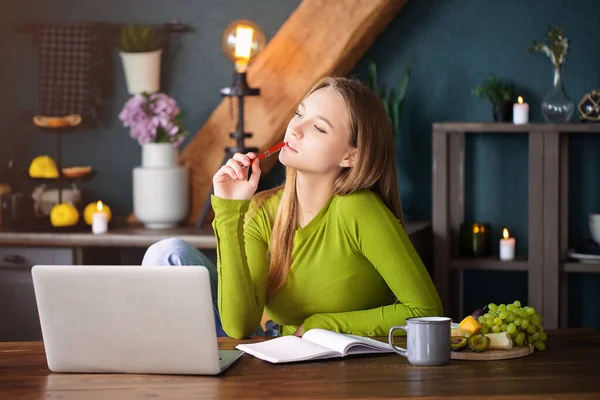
[
  {"left": 133, "top": 143, "right": 188, "bottom": 229},
  {"left": 119, "top": 49, "right": 162, "bottom": 95}
]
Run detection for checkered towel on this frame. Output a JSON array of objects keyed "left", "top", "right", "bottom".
[{"left": 37, "top": 23, "right": 112, "bottom": 126}]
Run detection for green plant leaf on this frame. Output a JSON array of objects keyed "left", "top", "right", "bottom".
[
  {"left": 119, "top": 24, "right": 162, "bottom": 53},
  {"left": 471, "top": 75, "right": 513, "bottom": 104},
  {"left": 363, "top": 58, "right": 413, "bottom": 146},
  {"left": 154, "top": 127, "right": 169, "bottom": 143},
  {"left": 368, "top": 59, "right": 378, "bottom": 94},
  {"left": 173, "top": 111, "right": 185, "bottom": 124},
  {"left": 395, "top": 57, "right": 413, "bottom": 104},
  {"left": 392, "top": 99, "right": 400, "bottom": 138}
]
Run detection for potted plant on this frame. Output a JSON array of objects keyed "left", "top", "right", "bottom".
[
  {"left": 119, "top": 25, "right": 164, "bottom": 95},
  {"left": 367, "top": 58, "right": 413, "bottom": 146},
  {"left": 366, "top": 58, "right": 414, "bottom": 217},
  {"left": 119, "top": 92, "right": 191, "bottom": 228},
  {"left": 472, "top": 75, "right": 514, "bottom": 122}
]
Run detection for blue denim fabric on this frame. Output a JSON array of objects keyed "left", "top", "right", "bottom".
[{"left": 141, "top": 238, "right": 267, "bottom": 337}]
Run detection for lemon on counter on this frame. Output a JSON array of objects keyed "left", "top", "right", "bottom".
[
  {"left": 84, "top": 201, "right": 112, "bottom": 226},
  {"left": 50, "top": 203, "right": 79, "bottom": 227},
  {"left": 29, "top": 156, "right": 59, "bottom": 179}
]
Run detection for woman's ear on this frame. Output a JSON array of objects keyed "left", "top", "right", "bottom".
[{"left": 339, "top": 149, "right": 357, "bottom": 168}]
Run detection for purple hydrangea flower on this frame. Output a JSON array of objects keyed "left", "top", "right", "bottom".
[{"left": 119, "top": 92, "right": 190, "bottom": 146}]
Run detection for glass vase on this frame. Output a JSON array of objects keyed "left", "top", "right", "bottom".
[{"left": 541, "top": 64, "right": 574, "bottom": 123}]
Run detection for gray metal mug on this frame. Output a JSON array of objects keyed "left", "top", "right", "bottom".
[{"left": 388, "top": 316, "right": 451, "bottom": 366}]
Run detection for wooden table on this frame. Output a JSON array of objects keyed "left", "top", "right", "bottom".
[{"left": 1, "top": 329, "right": 599, "bottom": 399}]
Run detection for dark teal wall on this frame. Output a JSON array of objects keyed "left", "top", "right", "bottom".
[
  {"left": 2, "top": 0, "right": 599, "bottom": 328},
  {"left": 352, "top": 0, "right": 599, "bottom": 328}
]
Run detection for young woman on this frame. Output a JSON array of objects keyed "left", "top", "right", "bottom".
[{"left": 143, "top": 77, "right": 443, "bottom": 339}]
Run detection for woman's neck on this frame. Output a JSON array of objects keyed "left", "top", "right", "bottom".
[{"left": 295, "top": 172, "right": 335, "bottom": 228}]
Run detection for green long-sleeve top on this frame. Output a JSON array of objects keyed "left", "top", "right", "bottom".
[{"left": 211, "top": 189, "right": 443, "bottom": 339}]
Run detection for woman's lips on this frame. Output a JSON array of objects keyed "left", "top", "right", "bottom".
[{"left": 284, "top": 142, "right": 298, "bottom": 153}]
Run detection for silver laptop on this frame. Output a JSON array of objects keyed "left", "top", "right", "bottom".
[{"left": 31, "top": 264, "right": 242, "bottom": 375}]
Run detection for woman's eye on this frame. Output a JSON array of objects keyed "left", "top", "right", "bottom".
[
  {"left": 314, "top": 125, "right": 325, "bottom": 133},
  {"left": 294, "top": 111, "right": 302, "bottom": 118}
]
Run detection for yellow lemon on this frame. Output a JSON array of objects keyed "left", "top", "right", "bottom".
[
  {"left": 29, "top": 156, "right": 59, "bottom": 179},
  {"left": 84, "top": 201, "right": 112, "bottom": 225},
  {"left": 50, "top": 203, "right": 79, "bottom": 227}
]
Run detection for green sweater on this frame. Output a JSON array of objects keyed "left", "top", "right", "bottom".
[{"left": 211, "top": 189, "right": 443, "bottom": 339}]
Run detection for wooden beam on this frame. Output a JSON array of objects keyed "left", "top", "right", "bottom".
[{"left": 180, "top": 0, "right": 407, "bottom": 225}]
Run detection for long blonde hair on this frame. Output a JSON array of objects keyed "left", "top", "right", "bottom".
[{"left": 254, "top": 77, "right": 404, "bottom": 297}]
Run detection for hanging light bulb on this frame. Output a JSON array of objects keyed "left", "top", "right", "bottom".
[{"left": 221, "top": 20, "right": 266, "bottom": 73}]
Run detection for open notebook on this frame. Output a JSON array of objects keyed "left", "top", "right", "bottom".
[{"left": 235, "top": 328, "right": 394, "bottom": 364}]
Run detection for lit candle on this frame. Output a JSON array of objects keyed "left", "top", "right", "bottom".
[
  {"left": 459, "top": 222, "right": 491, "bottom": 257},
  {"left": 499, "top": 228, "right": 515, "bottom": 261},
  {"left": 92, "top": 201, "right": 108, "bottom": 234},
  {"left": 513, "top": 96, "right": 529, "bottom": 125}
]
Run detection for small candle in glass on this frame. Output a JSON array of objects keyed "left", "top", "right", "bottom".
[{"left": 460, "top": 222, "right": 491, "bottom": 257}]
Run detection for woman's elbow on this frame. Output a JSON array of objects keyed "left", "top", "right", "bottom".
[
  {"left": 221, "top": 322, "right": 256, "bottom": 339},
  {"left": 410, "top": 305, "right": 444, "bottom": 319}
]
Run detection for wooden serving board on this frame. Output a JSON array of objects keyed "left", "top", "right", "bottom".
[{"left": 451, "top": 344, "right": 534, "bottom": 361}]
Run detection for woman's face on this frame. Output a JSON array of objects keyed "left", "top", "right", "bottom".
[{"left": 279, "top": 87, "right": 356, "bottom": 174}]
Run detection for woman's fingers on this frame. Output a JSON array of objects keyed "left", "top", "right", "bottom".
[
  {"left": 232, "top": 153, "right": 252, "bottom": 167},
  {"left": 226, "top": 158, "right": 245, "bottom": 179},
  {"left": 248, "top": 156, "right": 261, "bottom": 187},
  {"left": 219, "top": 165, "right": 237, "bottom": 180},
  {"left": 215, "top": 152, "right": 258, "bottom": 182}
]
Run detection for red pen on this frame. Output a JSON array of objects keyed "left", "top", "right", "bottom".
[
  {"left": 242, "top": 142, "right": 285, "bottom": 169},
  {"left": 257, "top": 142, "right": 285, "bottom": 161}
]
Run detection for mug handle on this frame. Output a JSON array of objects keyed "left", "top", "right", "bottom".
[{"left": 388, "top": 325, "right": 408, "bottom": 357}]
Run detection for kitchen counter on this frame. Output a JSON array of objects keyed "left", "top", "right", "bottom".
[
  {"left": 0, "top": 221, "right": 431, "bottom": 250},
  {"left": 0, "top": 224, "right": 217, "bottom": 249}
]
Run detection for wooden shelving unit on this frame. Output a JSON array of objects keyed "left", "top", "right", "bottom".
[
  {"left": 562, "top": 262, "right": 600, "bottom": 273},
  {"left": 33, "top": 126, "right": 96, "bottom": 204},
  {"left": 451, "top": 256, "right": 529, "bottom": 271},
  {"left": 432, "top": 122, "right": 600, "bottom": 329}
]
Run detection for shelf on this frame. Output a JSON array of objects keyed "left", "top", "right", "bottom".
[
  {"left": 432, "top": 121, "right": 597, "bottom": 328},
  {"left": 562, "top": 262, "right": 600, "bottom": 273},
  {"left": 433, "top": 122, "right": 600, "bottom": 134},
  {"left": 451, "top": 256, "right": 528, "bottom": 271},
  {"left": 28, "top": 170, "right": 97, "bottom": 184}
]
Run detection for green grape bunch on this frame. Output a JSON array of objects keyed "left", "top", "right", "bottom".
[{"left": 475, "top": 301, "right": 547, "bottom": 351}]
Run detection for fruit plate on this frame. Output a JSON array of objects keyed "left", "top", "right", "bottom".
[{"left": 451, "top": 344, "right": 534, "bottom": 361}]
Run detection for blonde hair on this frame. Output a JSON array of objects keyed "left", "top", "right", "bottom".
[{"left": 254, "top": 77, "right": 404, "bottom": 297}]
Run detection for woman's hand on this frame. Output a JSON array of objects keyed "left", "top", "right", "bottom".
[
  {"left": 293, "top": 323, "right": 305, "bottom": 337},
  {"left": 213, "top": 152, "right": 261, "bottom": 200}
]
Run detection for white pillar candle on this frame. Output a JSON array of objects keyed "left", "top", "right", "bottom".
[
  {"left": 513, "top": 96, "right": 529, "bottom": 125},
  {"left": 499, "top": 228, "right": 515, "bottom": 261},
  {"left": 92, "top": 201, "right": 108, "bottom": 234}
]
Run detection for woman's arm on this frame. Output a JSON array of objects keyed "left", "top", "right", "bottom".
[
  {"left": 302, "top": 192, "right": 443, "bottom": 336},
  {"left": 211, "top": 195, "right": 270, "bottom": 339}
]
